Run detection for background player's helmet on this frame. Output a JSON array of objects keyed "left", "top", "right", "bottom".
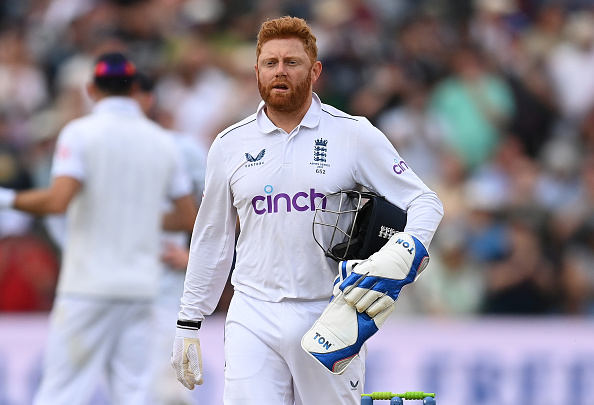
[
  {"left": 312, "top": 190, "right": 408, "bottom": 261},
  {"left": 92, "top": 52, "right": 137, "bottom": 94}
]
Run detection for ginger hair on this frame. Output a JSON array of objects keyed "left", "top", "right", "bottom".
[{"left": 256, "top": 16, "right": 318, "bottom": 64}]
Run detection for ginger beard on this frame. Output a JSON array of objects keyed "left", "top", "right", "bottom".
[{"left": 257, "top": 65, "right": 313, "bottom": 113}]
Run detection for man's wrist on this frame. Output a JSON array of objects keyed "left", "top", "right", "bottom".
[
  {"left": 0, "top": 188, "right": 16, "bottom": 209},
  {"left": 176, "top": 319, "right": 202, "bottom": 338}
]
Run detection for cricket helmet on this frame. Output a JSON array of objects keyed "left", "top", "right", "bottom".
[{"left": 312, "top": 189, "right": 408, "bottom": 261}]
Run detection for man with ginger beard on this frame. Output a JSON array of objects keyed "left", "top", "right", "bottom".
[
  {"left": 257, "top": 44, "right": 314, "bottom": 115},
  {"left": 171, "top": 16, "right": 443, "bottom": 405}
]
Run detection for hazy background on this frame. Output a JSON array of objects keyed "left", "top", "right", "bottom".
[{"left": 1, "top": 0, "right": 594, "bottom": 404}]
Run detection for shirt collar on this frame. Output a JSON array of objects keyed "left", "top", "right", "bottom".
[
  {"left": 256, "top": 92, "right": 322, "bottom": 134},
  {"left": 92, "top": 96, "right": 144, "bottom": 117}
]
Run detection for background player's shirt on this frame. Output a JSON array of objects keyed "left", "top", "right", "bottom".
[
  {"left": 179, "top": 94, "right": 444, "bottom": 320},
  {"left": 51, "top": 97, "right": 191, "bottom": 300},
  {"left": 159, "top": 131, "right": 207, "bottom": 302}
]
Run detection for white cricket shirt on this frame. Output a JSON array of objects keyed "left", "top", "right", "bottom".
[
  {"left": 51, "top": 97, "right": 191, "bottom": 300},
  {"left": 179, "top": 94, "right": 444, "bottom": 321}
]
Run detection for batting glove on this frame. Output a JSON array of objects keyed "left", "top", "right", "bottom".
[
  {"left": 301, "top": 232, "right": 429, "bottom": 374},
  {"left": 171, "top": 320, "right": 203, "bottom": 389},
  {"left": 0, "top": 187, "right": 16, "bottom": 209}
]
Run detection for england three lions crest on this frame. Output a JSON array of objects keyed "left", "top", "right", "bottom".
[
  {"left": 314, "top": 138, "right": 327, "bottom": 162},
  {"left": 310, "top": 138, "right": 330, "bottom": 174}
]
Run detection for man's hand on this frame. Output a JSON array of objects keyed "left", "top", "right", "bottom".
[
  {"left": 301, "top": 232, "right": 429, "bottom": 374},
  {"left": 339, "top": 232, "right": 429, "bottom": 321},
  {"left": 161, "top": 242, "right": 190, "bottom": 270},
  {"left": 0, "top": 187, "right": 16, "bottom": 209},
  {"left": 171, "top": 320, "right": 203, "bottom": 389}
]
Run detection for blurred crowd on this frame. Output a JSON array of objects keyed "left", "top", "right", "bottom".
[{"left": 1, "top": 0, "right": 594, "bottom": 316}]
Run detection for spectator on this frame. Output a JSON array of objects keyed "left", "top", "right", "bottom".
[
  {"left": 155, "top": 35, "right": 235, "bottom": 151},
  {"left": 0, "top": 26, "right": 49, "bottom": 125},
  {"left": 520, "top": 1, "right": 565, "bottom": 63},
  {"left": 482, "top": 211, "right": 557, "bottom": 314},
  {"left": 547, "top": 11, "right": 594, "bottom": 125},
  {"left": 430, "top": 43, "right": 515, "bottom": 172},
  {"left": 415, "top": 223, "right": 487, "bottom": 316},
  {"left": 560, "top": 215, "right": 594, "bottom": 314},
  {"left": 463, "top": 176, "right": 509, "bottom": 264}
]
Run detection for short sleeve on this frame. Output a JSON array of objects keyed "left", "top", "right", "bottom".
[{"left": 51, "top": 123, "right": 86, "bottom": 181}]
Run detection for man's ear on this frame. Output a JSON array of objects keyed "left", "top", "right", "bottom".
[
  {"left": 86, "top": 82, "right": 98, "bottom": 101},
  {"left": 311, "top": 61, "right": 322, "bottom": 84}
]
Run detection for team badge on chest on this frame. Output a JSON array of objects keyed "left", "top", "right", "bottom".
[{"left": 310, "top": 138, "right": 330, "bottom": 174}]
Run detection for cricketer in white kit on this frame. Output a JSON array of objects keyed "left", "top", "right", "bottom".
[
  {"left": 171, "top": 17, "right": 444, "bottom": 405},
  {"left": 0, "top": 53, "right": 197, "bottom": 405}
]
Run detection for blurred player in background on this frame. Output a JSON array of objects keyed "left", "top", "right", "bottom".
[
  {"left": 0, "top": 52, "right": 197, "bottom": 405},
  {"left": 135, "top": 72, "right": 207, "bottom": 405},
  {"left": 171, "top": 16, "right": 443, "bottom": 405}
]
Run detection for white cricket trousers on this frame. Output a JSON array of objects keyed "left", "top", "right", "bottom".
[
  {"left": 33, "top": 296, "right": 153, "bottom": 405},
  {"left": 224, "top": 291, "right": 366, "bottom": 405}
]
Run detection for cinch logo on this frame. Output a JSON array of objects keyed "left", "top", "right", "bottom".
[
  {"left": 395, "top": 238, "right": 414, "bottom": 255},
  {"left": 313, "top": 332, "right": 332, "bottom": 350},
  {"left": 393, "top": 159, "right": 409, "bottom": 174},
  {"left": 251, "top": 186, "right": 327, "bottom": 215}
]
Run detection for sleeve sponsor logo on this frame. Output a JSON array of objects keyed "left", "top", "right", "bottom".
[{"left": 393, "top": 159, "right": 409, "bottom": 174}]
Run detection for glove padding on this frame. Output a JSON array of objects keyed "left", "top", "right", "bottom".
[
  {"left": 171, "top": 325, "right": 203, "bottom": 389},
  {"left": 340, "top": 232, "right": 429, "bottom": 318},
  {"left": 301, "top": 232, "right": 429, "bottom": 374}
]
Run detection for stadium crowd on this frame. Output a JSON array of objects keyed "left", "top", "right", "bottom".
[{"left": 0, "top": 0, "right": 593, "bottom": 316}]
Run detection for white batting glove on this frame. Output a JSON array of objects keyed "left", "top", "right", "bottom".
[
  {"left": 301, "top": 232, "right": 429, "bottom": 374},
  {"left": 171, "top": 320, "right": 203, "bottom": 389},
  {"left": 0, "top": 187, "right": 16, "bottom": 209}
]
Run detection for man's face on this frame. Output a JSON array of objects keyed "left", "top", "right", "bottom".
[{"left": 256, "top": 38, "right": 320, "bottom": 113}]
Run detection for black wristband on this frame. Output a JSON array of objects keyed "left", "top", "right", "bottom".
[{"left": 177, "top": 319, "right": 202, "bottom": 331}]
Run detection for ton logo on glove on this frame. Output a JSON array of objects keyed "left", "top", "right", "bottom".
[
  {"left": 312, "top": 332, "right": 333, "bottom": 350},
  {"left": 304, "top": 190, "right": 430, "bottom": 375}
]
